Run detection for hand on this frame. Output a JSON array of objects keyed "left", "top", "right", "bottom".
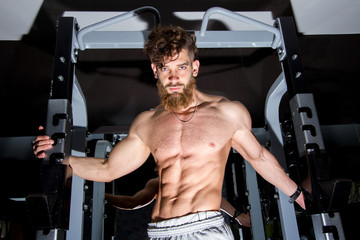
[
  {"left": 236, "top": 212, "right": 251, "bottom": 227},
  {"left": 296, "top": 192, "right": 306, "bottom": 210},
  {"left": 32, "top": 126, "right": 54, "bottom": 158}
]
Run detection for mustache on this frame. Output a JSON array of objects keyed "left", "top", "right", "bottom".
[{"left": 165, "top": 83, "right": 184, "bottom": 88}]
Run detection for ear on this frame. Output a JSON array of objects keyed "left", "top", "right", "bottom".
[
  {"left": 192, "top": 60, "right": 200, "bottom": 77},
  {"left": 151, "top": 63, "right": 158, "bottom": 79}
]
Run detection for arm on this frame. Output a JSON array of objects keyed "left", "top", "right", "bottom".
[
  {"left": 230, "top": 103, "right": 305, "bottom": 209},
  {"left": 220, "top": 198, "right": 251, "bottom": 227},
  {"left": 105, "top": 178, "right": 159, "bottom": 210},
  {"left": 67, "top": 132, "right": 150, "bottom": 182},
  {"left": 33, "top": 112, "right": 152, "bottom": 182}
]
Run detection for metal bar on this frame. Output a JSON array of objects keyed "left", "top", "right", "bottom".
[
  {"left": 51, "top": 17, "right": 77, "bottom": 101},
  {"left": 66, "top": 60, "right": 89, "bottom": 240},
  {"left": 277, "top": 17, "right": 347, "bottom": 240},
  {"left": 79, "top": 30, "right": 274, "bottom": 49},
  {"left": 199, "top": 7, "right": 280, "bottom": 49},
  {"left": 275, "top": 17, "right": 308, "bottom": 98},
  {"left": 77, "top": 6, "right": 160, "bottom": 50},
  {"left": 91, "top": 140, "right": 112, "bottom": 240},
  {"left": 264, "top": 73, "right": 300, "bottom": 240},
  {"left": 244, "top": 161, "right": 266, "bottom": 240},
  {"left": 290, "top": 94, "right": 325, "bottom": 157},
  {"left": 312, "top": 213, "right": 346, "bottom": 240}
]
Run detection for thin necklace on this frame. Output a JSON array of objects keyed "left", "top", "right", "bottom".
[{"left": 173, "top": 100, "right": 197, "bottom": 123}]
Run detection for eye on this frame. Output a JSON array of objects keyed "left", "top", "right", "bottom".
[
  {"left": 161, "top": 67, "right": 167, "bottom": 71},
  {"left": 179, "top": 66, "right": 186, "bottom": 70}
]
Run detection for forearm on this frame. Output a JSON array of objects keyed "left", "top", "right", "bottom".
[
  {"left": 221, "top": 198, "right": 251, "bottom": 227},
  {"left": 67, "top": 155, "right": 113, "bottom": 182},
  {"left": 250, "top": 148, "right": 298, "bottom": 196},
  {"left": 249, "top": 148, "right": 306, "bottom": 209},
  {"left": 220, "top": 198, "right": 236, "bottom": 217},
  {"left": 105, "top": 193, "right": 137, "bottom": 209}
]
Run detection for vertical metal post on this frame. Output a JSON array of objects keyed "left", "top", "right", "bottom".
[
  {"left": 26, "top": 17, "right": 81, "bottom": 240},
  {"left": 244, "top": 161, "right": 266, "bottom": 240},
  {"left": 264, "top": 73, "right": 300, "bottom": 240},
  {"left": 275, "top": 17, "right": 348, "bottom": 240}
]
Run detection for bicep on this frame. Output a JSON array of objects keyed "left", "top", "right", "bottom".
[
  {"left": 228, "top": 100, "right": 266, "bottom": 162},
  {"left": 231, "top": 129, "right": 264, "bottom": 163},
  {"left": 106, "top": 133, "right": 151, "bottom": 179}
]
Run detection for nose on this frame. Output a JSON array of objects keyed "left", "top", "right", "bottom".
[{"left": 168, "top": 70, "right": 179, "bottom": 83}]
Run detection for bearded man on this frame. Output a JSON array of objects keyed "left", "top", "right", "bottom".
[{"left": 33, "top": 25, "right": 305, "bottom": 240}]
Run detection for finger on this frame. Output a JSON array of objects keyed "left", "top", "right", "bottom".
[
  {"left": 33, "top": 139, "right": 54, "bottom": 149},
  {"left": 33, "top": 135, "right": 51, "bottom": 141},
  {"left": 33, "top": 139, "right": 54, "bottom": 154},
  {"left": 34, "top": 145, "right": 52, "bottom": 158},
  {"left": 36, "top": 151, "right": 47, "bottom": 159},
  {"left": 32, "top": 136, "right": 52, "bottom": 147},
  {"left": 38, "top": 125, "right": 46, "bottom": 135},
  {"left": 34, "top": 143, "right": 53, "bottom": 155}
]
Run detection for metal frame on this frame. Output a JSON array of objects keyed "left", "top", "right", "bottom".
[
  {"left": 38, "top": 6, "right": 348, "bottom": 240},
  {"left": 264, "top": 73, "right": 301, "bottom": 240}
]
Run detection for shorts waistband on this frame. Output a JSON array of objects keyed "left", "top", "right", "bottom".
[{"left": 147, "top": 211, "right": 224, "bottom": 238}]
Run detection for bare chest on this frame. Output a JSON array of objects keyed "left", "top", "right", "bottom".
[{"left": 147, "top": 109, "right": 234, "bottom": 161}]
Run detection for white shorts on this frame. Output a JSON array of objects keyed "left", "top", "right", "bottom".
[{"left": 147, "top": 211, "right": 234, "bottom": 240}]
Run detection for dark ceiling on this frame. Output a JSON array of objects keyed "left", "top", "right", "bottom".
[{"left": 1, "top": 0, "right": 359, "bottom": 137}]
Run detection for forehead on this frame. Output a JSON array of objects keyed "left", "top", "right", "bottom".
[{"left": 163, "top": 49, "right": 191, "bottom": 66}]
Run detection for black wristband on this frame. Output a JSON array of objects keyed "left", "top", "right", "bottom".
[
  {"left": 289, "top": 185, "right": 302, "bottom": 203},
  {"left": 233, "top": 209, "right": 242, "bottom": 219}
]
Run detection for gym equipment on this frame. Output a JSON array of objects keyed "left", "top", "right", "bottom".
[{"left": 26, "top": 6, "right": 353, "bottom": 240}]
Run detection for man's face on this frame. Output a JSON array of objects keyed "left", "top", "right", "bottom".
[{"left": 151, "top": 49, "right": 200, "bottom": 112}]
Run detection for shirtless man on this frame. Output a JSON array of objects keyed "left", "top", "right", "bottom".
[
  {"left": 33, "top": 25, "right": 305, "bottom": 239},
  {"left": 105, "top": 177, "right": 252, "bottom": 227}
]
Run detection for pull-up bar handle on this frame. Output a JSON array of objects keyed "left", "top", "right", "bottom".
[
  {"left": 77, "top": 6, "right": 160, "bottom": 50},
  {"left": 200, "top": 7, "right": 281, "bottom": 49}
]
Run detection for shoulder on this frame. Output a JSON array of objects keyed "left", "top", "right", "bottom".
[
  {"left": 211, "top": 95, "right": 251, "bottom": 129},
  {"left": 198, "top": 91, "right": 252, "bottom": 129},
  {"left": 128, "top": 109, "right": 156, "bottom": 136},
  {"left": 222, "top": 100, "right": 252, "bottom": 129}
]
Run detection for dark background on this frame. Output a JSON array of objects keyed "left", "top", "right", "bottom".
[
  {"left": 1, "top": 0, "right": 359, "bottom": 137},
  {"left": 1, "top": 1, "right": 360, "bottom": 239}
]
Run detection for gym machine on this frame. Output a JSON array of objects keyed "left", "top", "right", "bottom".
[
  {"left": 264, "top": 17, "right": 352, "bottom": 240},
  {"left": 26, "top": 6, "right": 351, "bottom": 240}
]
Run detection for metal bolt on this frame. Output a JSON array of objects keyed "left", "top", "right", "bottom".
[
  {"left": 84, "top": 185, "right": 89, "bottom": 190},
  {"left": 83, "top": 204, "right": 89, "bottom": 211},
  {"left": 292, "top": 54, "right": 298, "bottom": 60},
  {"left": 58, "top": 75, "right": 64, "bottom": 82},
  {"left": 59, "top": 56, "right": 65, "bottom": 63},
  {"left": 278, "top": 48, "right": 283, "bottom": 55},
  {"left": 274, "top": 193, "right": 279, "bottom": 199},
  {"left": 295, "top": 72, "right": 302, "bottom": 78}
]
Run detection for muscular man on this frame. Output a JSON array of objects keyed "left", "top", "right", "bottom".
[
  {"left": 34, "top": 25, "right": 305, "bottom": 239},
  {"left": 105, "top": 177, "right": 251, "bottom": 227}
]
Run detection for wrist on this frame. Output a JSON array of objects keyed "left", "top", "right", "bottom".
[{"left": 289, "top": 185, "right": 302, "bottom": 203}]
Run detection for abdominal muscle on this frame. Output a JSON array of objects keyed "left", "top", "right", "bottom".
[{"left": 150, "top": 150, "right": 229, "bottom": 222}]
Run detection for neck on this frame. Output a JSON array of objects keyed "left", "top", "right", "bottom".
[{"left": 174, "top": 91, "right": 198, "bottom": 114}]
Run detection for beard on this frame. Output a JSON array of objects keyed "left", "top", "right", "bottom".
[{"left": 157, "top": 77, "right": 196, "bottom": 112}]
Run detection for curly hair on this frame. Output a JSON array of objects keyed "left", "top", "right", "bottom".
[{"left": 143, "top": 25, "right": 198, "bottom": 68}]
